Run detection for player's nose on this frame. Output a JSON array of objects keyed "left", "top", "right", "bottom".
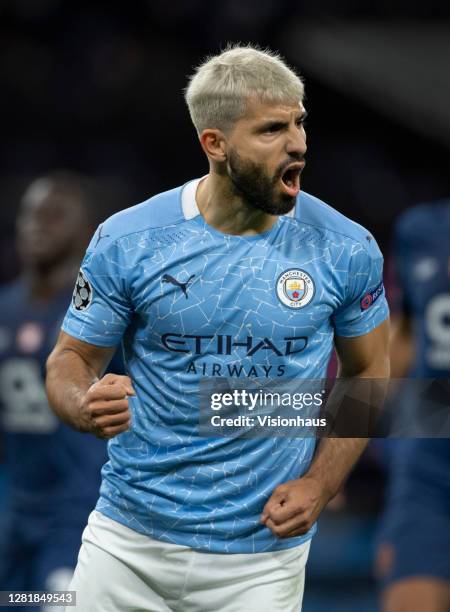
[{"left": 286, "top": 125, "right": 307, "bottom": 158}]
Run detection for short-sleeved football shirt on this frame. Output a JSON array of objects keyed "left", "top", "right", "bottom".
[{"left": 63, "top": 179, "right": 389, "bottom": 553}]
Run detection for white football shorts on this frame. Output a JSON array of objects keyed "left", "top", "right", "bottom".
[{"left": 66, "top": 510, "right": 311, "bottom": 612}]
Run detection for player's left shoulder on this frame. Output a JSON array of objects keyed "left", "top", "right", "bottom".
[{"left": 294, "top": 190, "right": 382, "bottom": 259}]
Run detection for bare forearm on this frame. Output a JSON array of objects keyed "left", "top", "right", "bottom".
[
  {"left": 316, "top": 322, "right": 390, "bottom": 498},
  {"left": 46, "top": 349, "right": 98, "bottom": 431},
  {"left": 46, "top": 332, "right": 131, "bottom": 439},
  {"left": 304, "top": 437, "right": 368, "bottom": 499},
  {"left": 308, "top": 372, "right": 388, "bottom": 499},
  {"left": 309, "top": 371, "right": 388, "bottom": 498}
]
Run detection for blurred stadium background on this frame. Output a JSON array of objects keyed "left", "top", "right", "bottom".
[{"left": 0, "top": 1, "right": 449, "bottom": 611}]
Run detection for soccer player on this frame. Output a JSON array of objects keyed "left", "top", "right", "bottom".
[
  {"left": 376, "top": 201, "right": 450, "bottom": 612},
  {"left": 46, "top": 46, "right": 390, "bottom": 611},
  {"left": 0, "top": 173, "right": 118, "bottom": 611}
]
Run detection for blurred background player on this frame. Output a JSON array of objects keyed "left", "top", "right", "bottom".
[
  {"left": 0, "top": 172, "right": 121, "bottom": 611},
  {"left": 375, "top": 199, "right": 450, "bottom": 612}
]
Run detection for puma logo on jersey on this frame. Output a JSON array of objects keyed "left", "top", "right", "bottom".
[{"left": 162, "top": 274, "right": 195, "bottom": 299}]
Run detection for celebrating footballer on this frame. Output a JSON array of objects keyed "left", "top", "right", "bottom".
[{"left": 46, "top": 45, "right": 389, "bottom": 611}]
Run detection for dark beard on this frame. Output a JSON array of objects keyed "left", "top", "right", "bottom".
[{"left": 227, "top": 149, "right": 297, "bottom": 216}]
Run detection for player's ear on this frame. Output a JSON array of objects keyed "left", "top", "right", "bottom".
[{"left": 199, "top": 129, "right": 227, "bottom": 162}]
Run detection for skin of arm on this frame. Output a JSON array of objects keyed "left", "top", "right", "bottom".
[
  {"left": 389, "top": 312, "right": 414, "bottom": 378},
  {"left": 46, "top": 330, "right": 135, "bottom": 439},
  {"left": 261, "top": 317, "right": 390, "bottom": 538}
]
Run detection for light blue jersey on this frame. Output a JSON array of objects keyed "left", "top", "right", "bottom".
[{"left": 62, "top": 178, "right": 389, "bottom": 553}]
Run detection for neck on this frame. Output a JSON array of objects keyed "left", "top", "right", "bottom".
[
  {"left": 24, "top": 259, "right": 79, "bottom": 301},
  {"left": 196, "top": 170, "right": 278, "bottom": 236}
]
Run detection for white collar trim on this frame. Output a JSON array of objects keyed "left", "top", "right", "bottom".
[{"left": 181, "top": 177, "right": 203, "bottom": 220}]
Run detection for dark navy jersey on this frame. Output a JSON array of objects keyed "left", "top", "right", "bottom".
[
  {"left": 388, "top": 438, "right": 450, "bottom": 510},
  {"left": 378, "top": 203, "right": 450, "bottom": 572},
  {"left": 0, "top": 280, "right": 112, "bottom": 535},
  {"left": 394, "top": 200, "right": 450, "bottom": 376}
]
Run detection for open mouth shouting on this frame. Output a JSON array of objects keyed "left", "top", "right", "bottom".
[{"left": 280, "top": 161, "right": 305, "bottom": 198}]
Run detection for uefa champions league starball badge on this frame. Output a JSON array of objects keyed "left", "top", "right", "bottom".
[
  {"left": 276, "top": 269, "right": 315, "bottom": 309},
  {"left": 72, "top": 269, "right": 93, "bottom": 311}
]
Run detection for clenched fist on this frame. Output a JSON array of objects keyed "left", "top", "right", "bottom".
[
  {"left": 260, "top": 476, "right": 329, "bottom": 538},
  {"left": 79, "top": 373, "right": 135, "bottom": 439}
]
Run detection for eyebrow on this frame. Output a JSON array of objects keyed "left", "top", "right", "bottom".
[{"left": 258, "top": 110, "right": 308, "bottom": 131}]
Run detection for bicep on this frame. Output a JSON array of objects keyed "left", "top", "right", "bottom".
[
  {"left": 49, "top": 330, "right": 117, "bottom": 378},
  {"left": 334, "top": 318, "right": 390, "bottom": 377}
]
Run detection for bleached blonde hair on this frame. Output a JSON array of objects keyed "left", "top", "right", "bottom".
[{"left": 184, "top": 45, "right": 304, "bottom": 134}]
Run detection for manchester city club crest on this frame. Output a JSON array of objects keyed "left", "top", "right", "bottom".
[
  {"left": 276, "top": 269, "right": 315, "bottom": 309},
  {"left": 72, "top": 269, "right": 93, "bottom": 311}
]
